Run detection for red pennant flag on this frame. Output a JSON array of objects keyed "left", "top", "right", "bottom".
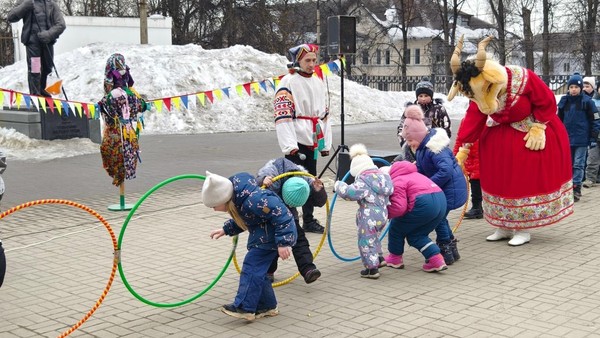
[
  {"left": 205, "top": 91, "right": 214, "bottom": 103},
  {"left": 163, "top": 97, "right": 172, "bottom": 111},
  {"left": 243, "top": 83, "right": 251, "bottom": 96},
  {"left": 45, "top": 97, "right": 55, "bottom": 113},
  {"left": 314, "top": 66, "right": 324, "bottom": 80},
  {"left": 82, "top": 103, "right": 90, "bottom": 118}
]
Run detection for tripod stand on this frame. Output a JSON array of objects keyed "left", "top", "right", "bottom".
[{"left": 318, "top": 56, "right": 349, "bottom": 180}]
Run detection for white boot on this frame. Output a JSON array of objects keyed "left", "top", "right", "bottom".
[
  {"left": 486, "top": 228, "right": 513, "bottom": 241},
  {"left": 508, "top": 231, "right": 530, "bottom": 246}
]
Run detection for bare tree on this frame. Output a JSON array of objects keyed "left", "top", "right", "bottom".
[{"left": 487, "top": 0, "right": 508, "bottom": 64}]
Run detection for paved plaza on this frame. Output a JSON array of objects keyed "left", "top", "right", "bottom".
[{"left": 1, "top": 122, "right": 600, "bottom": 337}]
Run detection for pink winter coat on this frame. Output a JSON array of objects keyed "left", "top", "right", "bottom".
[{"left": 387, "top": 161, "right": 442, "bottom": 218}]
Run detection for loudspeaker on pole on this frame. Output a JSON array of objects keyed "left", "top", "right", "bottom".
[{"left": 327, "top": 16, "right": 357, "bottom": 56}]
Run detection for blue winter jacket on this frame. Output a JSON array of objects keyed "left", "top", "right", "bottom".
[
  {"left": 415, "top": 128, "right": 467, "bottom": 210},
  {"left": 222, "top": 172, "right": 297, "bottom": 250},
  {"left": 558, "top": 93, "right": 599, "bottom": 146}
]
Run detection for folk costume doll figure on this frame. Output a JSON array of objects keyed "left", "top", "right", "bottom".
[
  {"left": 449, "top": 35, "right": 574, "bottom": 246},
  {"left": 98, "top": 53, "right": 147, "bottom": 186}
]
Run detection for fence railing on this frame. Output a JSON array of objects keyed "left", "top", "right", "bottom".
[{"left": 347, "top": 73, "right": 593, "bottom": 96}]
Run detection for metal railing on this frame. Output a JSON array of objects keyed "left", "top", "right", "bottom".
[{"left": 347, "top": 73, "right": 595, "bottom": 95}]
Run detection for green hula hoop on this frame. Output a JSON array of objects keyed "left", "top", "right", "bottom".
[{"left": 118, "top": 174, "right": 238, "bottom": 308}]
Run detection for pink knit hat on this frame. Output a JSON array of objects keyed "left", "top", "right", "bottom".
[{"left": 401, "top": 105, "right": 428, "bottom": 143}]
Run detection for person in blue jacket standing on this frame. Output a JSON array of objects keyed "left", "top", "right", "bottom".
[{"left": 203, "top": 171, "right": 297, "bottom": 321}]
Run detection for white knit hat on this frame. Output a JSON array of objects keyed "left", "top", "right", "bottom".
[
  {"left": 202, "top": 171, "right": 233, "bottom": 208},
  {"left": 349, "top": 144, "right": 377, "bottom": 177},
  {"left": 583, "top": 76, "right": 596, "bottom": 89}
]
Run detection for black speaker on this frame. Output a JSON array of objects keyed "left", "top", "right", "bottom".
[{"left": 327, "top": 16, "right": 357, "bottom": 55}]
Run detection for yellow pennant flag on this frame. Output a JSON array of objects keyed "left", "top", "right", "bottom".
[
  {"left": 0, "top": 91, "right": 4, "bottom": 108},
  {"left": 74, "top": 102, "right": 82, "bottom": 117},
  {"left": 214, "top": 89, "right": 223, "bottom": 101},
  {"left": 251, "top": 82, "right": 260, "bottom": 94},
  {"left": 235, "top": 85, "right": 244, "bottom": 97},
  {"left": 196, "top": 93, "right": 206, "bottom": 106},
  {"left": 173, "top": 96, "right": 181, "bottom": 110},
  {"left": 89, "top": 104, "right": 95, "bottom": 119},
  {"left": 16, "top": 93, "right": 22, "bottom": 109},
  {"left": 322, "top": 64, "right": 332, "bottom": 76},
  {"left": 54, "top": 99, "right": 62, "bottom": 115},
  {"left": 153, "top": 100, "right": 163, "bottom": 113},
  {"left": 37, "top": 96, "right": 47, "bottom": 113}
]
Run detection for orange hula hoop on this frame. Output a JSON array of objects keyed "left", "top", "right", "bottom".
[{"left": 0, "top": 199, "right": 119, "bottom": 338}]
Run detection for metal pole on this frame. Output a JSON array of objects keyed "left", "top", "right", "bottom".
[
  {"left": 139, "top": 0, "right": 148, "bottom": 44},
  {"left": 340, "top": 55, "right": 345, "bottom": 146}
]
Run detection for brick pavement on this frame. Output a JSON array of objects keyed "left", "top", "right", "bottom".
[{"left": 2, "top": 176, "right": 600, "bottom": 337}]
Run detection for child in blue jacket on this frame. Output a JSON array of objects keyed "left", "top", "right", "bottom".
[
  {"left": 204, "top": 171, "right": 297, "bottom": 321},
  {"left": 558, "top": 73, "right": 600, "bottom": 202},
  {"left": 401, "top": 105, "right": 467, "bottom": 266}
]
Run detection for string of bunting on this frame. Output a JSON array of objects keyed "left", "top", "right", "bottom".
[{"left": 0, "top": 58, "right": 344, "bottom": 119}]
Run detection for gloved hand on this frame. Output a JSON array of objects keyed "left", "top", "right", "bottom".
[
  {"left": 590, "top": 142, "right": 598, "bottom": 149},
  {"left": 321, "top": 150, "right": 329, "bottom": 157},
  {"left": 333, "top": 180, "right": 342, "bottom": 192},
  {"left": 523, "top": 122, "right": 547, "bottom": 150},
  {"left": 455, "top": 147, "right": 470, "bottom": 167},
  {"left": 37, "top": 31, "right": 53, "bottom": 44},
  {"left": 289, "top": 149, "right": 299, "bottom": 156}
]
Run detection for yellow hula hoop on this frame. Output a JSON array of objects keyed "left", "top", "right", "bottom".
[
  {"left": 0, "top": 199, "right": 118, "bottom": 338},
  {"left": 452, "top": 170, "right": 471, "bottom": 233},
  {"left": 232, "top": 171, "right": 329, "bottom": 287}
]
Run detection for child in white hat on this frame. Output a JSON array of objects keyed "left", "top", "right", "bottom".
[
  {"left": 334, "top": 144, "right": 394, "bottom": 279},
  {"left": 204, "top": 171, "right": 297, "bottom": 321}
]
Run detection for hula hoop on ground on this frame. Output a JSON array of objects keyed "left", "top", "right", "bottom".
[
  {"left": 0, "top": 199, "right": 118, "bottom": 338},
  {"left": 118, "top": 174, "right": 238, "bottom": 308},
  {"left": 232, "top": 171, "right": 329, "bottom": 287},
  {"left": 327, "top": 157, "right": 391, "bottom": 262}
]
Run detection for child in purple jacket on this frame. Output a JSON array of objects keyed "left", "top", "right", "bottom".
[
  {"left": 383, "top": 161, "right": 448, "bottom": 272},
  {"left": 335, "top": 144, "right": 394, "bottom": 279}
]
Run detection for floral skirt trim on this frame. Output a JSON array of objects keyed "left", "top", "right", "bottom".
[{"left": 482, "top": 180, "right": 574, "bottom": 229}]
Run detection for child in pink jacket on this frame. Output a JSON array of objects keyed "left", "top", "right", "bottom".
[{"left": 383, "top": 161, "right": 448, "bottom": 272}]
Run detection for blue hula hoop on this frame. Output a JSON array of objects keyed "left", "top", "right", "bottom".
[{"left": 327, "top": 157, "right": 391, "bottom": 262}]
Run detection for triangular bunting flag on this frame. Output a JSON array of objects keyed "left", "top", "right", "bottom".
[
  {"left": 181, "top": 95, "right": 189, "bottom": 109},
  {"left": 314, "top": 65, "right": 324, "bottom": 80},
  {"left": 274, "top": 78, "right": 281, "bottom": 88},
  {"left": 23, "top": 94, "right": 31, "bottom": 109},
  {"left": 267, "top": 78, "right": 276, "bottom": 90},
  {"left": 251, "top": 82, "right": 260, "bottom": 94},
  {"left": 328, "top": 61, "right": 339, "bottom": 73},
  {"left": 243, "top": 83, "right": 251, "bottom": 96},
  {"left": 187, "top": 95, "right": 195, "bottom": 110},
  {"left": 173, "top": 96, "right": 181, "bottom": 111},
  {"left": 38, "top": 96, "right": 47, "bottom": 113},
  {"left": 259, "top": 81, "right": 267, "bottom": 92},
  {"left": 222, "top": 87, "right": 230, "bottom": 98},
  {"left": 214, "top": 89, "right": 223, "bottom": 101},
  {"left": 62, "top": 101, "right": 70, "bottom": 116},
  {"left": 153, "top": 99, "right": 163, "bottom": 113},
  {"left": 235, "top": 84, "right": 244, "bottom": 97},
  {"left": 196, "top": 93, "right": 206, "bottom": 107},
  {"left": 54, "top": 99, "right": 62, "bottom": 115},
  {"left": 9, "top": 91, "right": 14, "bottom": 108},
  {"left": 163, "top": 97, "right": 171, "bottom": 111},
  {"left": 89, "top": 104, "right": 96, "bottom": 119},
  {"left": 82, "top": 103, "right": 90, "bottom": 118},
  {"left": 16, "top": 93, "right": 22, "bottom": 109},
  {"left": 0, "top": 91, "right": 5, "bottom": 108},
  {"left": 74, "top": 102, "right": 82, "bottom": 117},
  {"left": 45, "top": 97, "right": 55, "bottom": 113},
  {"left": 205, "top": 91, "right": 214, "bottom": 103}
]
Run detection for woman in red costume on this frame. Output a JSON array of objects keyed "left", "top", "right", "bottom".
[{"left": 449, "top": 36, "right": 573, "bottom": 246}]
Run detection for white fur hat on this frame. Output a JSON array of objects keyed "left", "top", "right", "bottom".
[
  {"left": 202, "top": 171, "right": 233, "bottom": 208},
  {"left": 583, "top": 76, "right": 596, "bottom": 89},
  {"left": 349, "top": 143, "right": 377, "bottom": 177}
]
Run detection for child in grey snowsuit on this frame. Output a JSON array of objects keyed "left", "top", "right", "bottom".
[{"left": 334, "top": 144, "right": 394, "bottom": 279}]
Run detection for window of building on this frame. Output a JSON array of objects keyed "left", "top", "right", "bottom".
[
  {"left": 376, "top": 49, "right": 382, "bottom": 65},
  {"left": 385, "top": 50, "right": 390, "bottom": 65},
  {"left": 362, "top": 50, "right": 369, "bottom": 65},
  {"left": 436, "top": 54, "right": 444, "bottom": 63},
  {"left": 563, "top": 62, "right": 570, "bottom": 73},
  {"left": 415, "top": 48, "right": 420, "bottom": 65},
  {"left": 404, "top": 49, "right": 410, "bottom": 65}
]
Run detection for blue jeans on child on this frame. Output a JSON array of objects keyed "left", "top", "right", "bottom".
[
  {"left": 234, "top": 247, "right": 278, "bottom": 312},
  {"left": 388, "top": 192, "right": 446, "bottom": 259},
  {"left": 572, "top": 146, "right": 588, "bottom": 186}
]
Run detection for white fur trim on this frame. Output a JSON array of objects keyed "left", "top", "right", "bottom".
[{"left": 425, "top": 128, "right": 450, "bottom": 154}]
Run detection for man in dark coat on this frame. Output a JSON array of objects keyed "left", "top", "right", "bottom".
[{"left": 8, "top": 0, "right": 66, "bottom": 97}]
